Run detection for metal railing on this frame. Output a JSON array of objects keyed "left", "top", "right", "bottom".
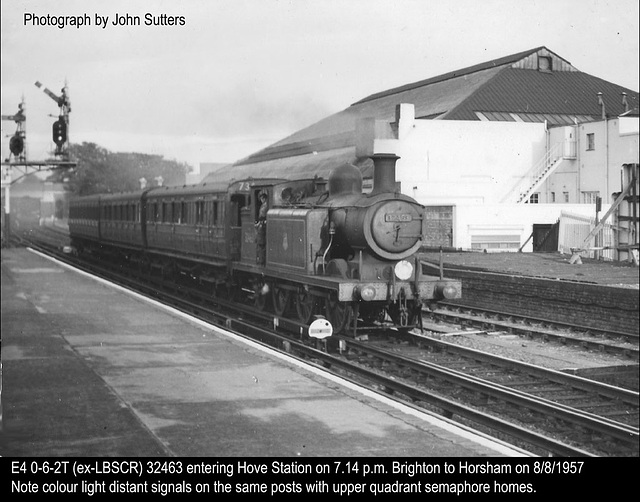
[{"left": 502, "top": 141, "right": 575, "bottom": 204}]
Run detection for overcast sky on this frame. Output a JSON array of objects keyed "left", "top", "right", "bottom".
[{"left": 2, "top": 0, "right": 638, "bottom": 172}]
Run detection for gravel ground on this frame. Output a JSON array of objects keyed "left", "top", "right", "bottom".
[
  {"left": 420, "top": 251, "right": 639, "bottom": 288},
  {"left": 421, "top": 320, "right": 637, "bottom": 372}
]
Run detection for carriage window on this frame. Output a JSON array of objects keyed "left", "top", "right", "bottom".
[
  {"left": 161, "top": 202, "right": 169, "bottom": 222},
  {"left": 213, "top": 201, "right": 219, "bottom": 225},
  {"left": 181, "top": 202, "right": 188, "bottom": 224}
]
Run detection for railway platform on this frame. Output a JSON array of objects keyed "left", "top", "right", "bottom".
[
  {"left": 421, "top": 250, "right": 639, "bottom": 288},
  {"left": 1, "top": 247, "right": 524, "bottom": 458}
]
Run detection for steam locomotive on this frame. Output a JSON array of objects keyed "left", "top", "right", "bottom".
[{"left": 69, "top": 153, "right": 461, "bottom": 334}]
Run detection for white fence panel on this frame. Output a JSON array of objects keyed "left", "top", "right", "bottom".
[{"left": 558, "top": 211, "right": 615, "bottom": 260}]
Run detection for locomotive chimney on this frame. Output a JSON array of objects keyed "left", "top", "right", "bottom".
[{"left": 370, "top": 153, "right": 400, "bottom": 195}]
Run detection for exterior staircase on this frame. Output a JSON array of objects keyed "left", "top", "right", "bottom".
[{"left": 501, "top": 142, "right": 572, "bottom": 204}]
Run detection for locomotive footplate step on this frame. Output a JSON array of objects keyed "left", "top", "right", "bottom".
[{"left": 1, "top": 248, "right": 522, "bottom": 457}]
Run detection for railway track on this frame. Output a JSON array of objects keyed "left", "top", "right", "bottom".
[
  {"left": 426, "top": 303, "right": 639, "bottom": 361},
  {"left": 14, "top": 231, "right": 640, "bottom": 456},
  {"left": 345, "top": 334, "right": 638, "bottom": 456}
]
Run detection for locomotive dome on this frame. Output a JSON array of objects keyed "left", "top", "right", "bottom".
[{"left": 328, "top": 163, "right": 363, "bottom": 196}]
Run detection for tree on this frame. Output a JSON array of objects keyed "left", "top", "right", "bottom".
[{"left": 48, "top": 142, "right": 191, "bottom": 195}]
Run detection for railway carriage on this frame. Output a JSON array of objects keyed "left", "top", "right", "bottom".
[
  {"left": 100, "top": 192, "right": 144, "bottom": 248},
  {"left": 68, "top": 194, "right": 102, "bottom": 245},
  {"left": 143, "top": 184, "right": 228, "bottom": 259},
  {"left": 69, "top": 154, "right": 461, "bottom": 334}
]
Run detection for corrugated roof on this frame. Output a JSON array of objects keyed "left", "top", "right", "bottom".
[
  {"left": 353, "top": 47, "right": 546, "bottom": 104},
  {"left": 446, "top": 68, "right": 638, "bottom": 120}
]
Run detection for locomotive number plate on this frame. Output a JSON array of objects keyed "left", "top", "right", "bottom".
[{"left": 385, "top": 214, "right": 412, "bottom": 222}]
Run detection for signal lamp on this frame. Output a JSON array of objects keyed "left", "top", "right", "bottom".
[
  {"left": 52, "top": 118, "right": 67, "bottom": 146},
  {"left": 10, "top": 134, "right": 24, "bottom": 155}
]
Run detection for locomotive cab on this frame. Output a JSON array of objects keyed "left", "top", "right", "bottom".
[{"left": 235, "top": 178, "right": 327, "bottom": 268}]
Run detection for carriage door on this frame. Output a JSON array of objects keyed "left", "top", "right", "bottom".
[
  {"left": 148, "top": 200, "right": 159, "bottom": 247},
  {"left": 195, "top": 198, "right": 206, "bottom": 254},
  {"left": 228, "top": 193, "right": 246, "bottom": 261},
  {"left": 208, "top": 199, "right": 222, "bottom": 257},
  {"left": 240, "top": 195, "right": 256, "bottom": 263}
]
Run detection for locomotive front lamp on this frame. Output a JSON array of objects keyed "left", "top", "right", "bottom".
[
  {"left": 394, "top": 260, "right": 413, "bottom": 281},
  {"left": 360, "top": 286, "right": 377, "bottom": 301},
  {"left": 442, "top": 285, "right": 459, "bottom": 299},
  {"left": 436, "top": 284, "right": 459, "bottom": 299}
]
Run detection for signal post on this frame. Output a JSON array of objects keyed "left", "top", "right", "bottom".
[{"left": 2, "top": 81, "right": 76, "bottom": 244}]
